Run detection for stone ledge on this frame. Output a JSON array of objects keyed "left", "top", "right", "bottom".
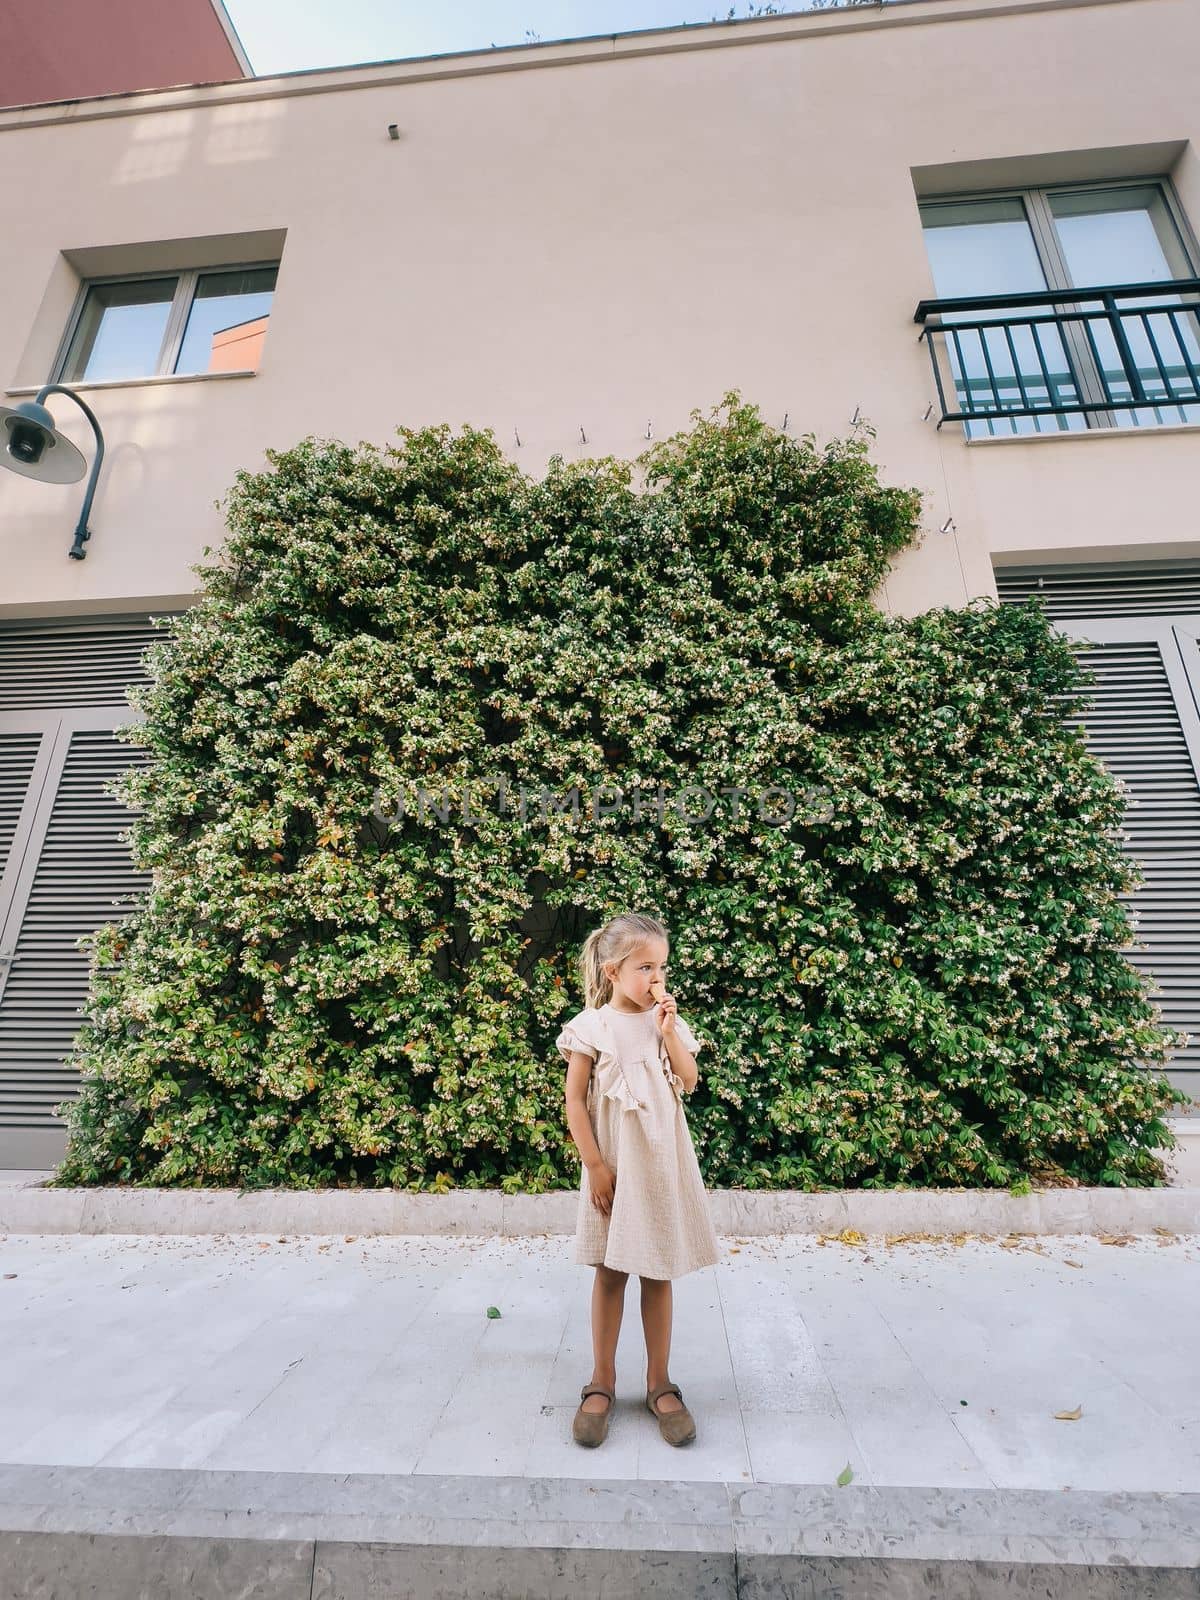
[
  {"left": 0, "top": 1465, "right": 1197, "bottom": 1598},
  {"left": 1, "top": 1179, "right": 1198, "bottom": 1237}
]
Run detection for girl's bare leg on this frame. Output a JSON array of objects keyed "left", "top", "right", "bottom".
[
  {"left": 582, "top": 1264, "right": 628, "bottom": 1413},
  {"left": 639, "top": 1276, "right": 684, "bottom": 1412}
]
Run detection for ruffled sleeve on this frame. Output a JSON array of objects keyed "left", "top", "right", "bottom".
[
  {"left": 557, "top": 1007, "right": 647, "bottom": 1116},
  {"left": 674, "top": 1015, "right": 702, "bottom": 1056},
  {"left": 556, "top": 1009, "right": 602, "bottom": 1064},
  {"left": 657, "top": 1013, "right": 703, "bottom": 1100}
]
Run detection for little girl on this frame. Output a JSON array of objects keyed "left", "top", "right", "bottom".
[{"left": 556, "top": 911, "right": 723, "bottom": 1448}]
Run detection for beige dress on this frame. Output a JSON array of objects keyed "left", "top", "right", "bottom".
[{"left": 556, "top": 1001, "right": 724, "bottom": 1280}]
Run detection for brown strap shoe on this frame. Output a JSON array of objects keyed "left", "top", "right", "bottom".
[
  {"left": 572, "top": 1383, "right": 615, "bottom": 1447},
  {"left": 646, "top": 1382, "right": 696, "bottom": 1446}
]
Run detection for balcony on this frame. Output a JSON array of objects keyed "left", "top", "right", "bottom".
[{"left": 914, "top": 279, "right": 1200, "bottom": 433}]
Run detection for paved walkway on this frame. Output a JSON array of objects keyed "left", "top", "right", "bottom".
[
  {"left": 2, "top": 1226, "right": 1197, "bottom": 1488},
  {"left": 2, "top": 1224, "right": 1198, "bottom": 1594}
]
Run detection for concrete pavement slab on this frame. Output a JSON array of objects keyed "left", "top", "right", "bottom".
[
  {"left": 1, "top": 1230, "right": 1198, "bottom": 1487},
  {"left": 0, "top": 1464, "right": 1197, "bottom": 1597},
  {"left": 0, "top": 1228, "right": 1197, "bottom": 1594}
]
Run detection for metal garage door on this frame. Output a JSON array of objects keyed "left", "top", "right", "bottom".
[
  {"left": 0, "top": 615, "right": 178, "bottom": 1169},
  {"left": 995, "top": 560, "right": 1200, "bottom": 1112}
]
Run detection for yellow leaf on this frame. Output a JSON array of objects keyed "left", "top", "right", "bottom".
[
  {"left": 830, "top": 1228, "right": 865, "bottom": 1246},
  {"left": 1053, "top": 1405, "right": 1083, "bottom": 1421}
]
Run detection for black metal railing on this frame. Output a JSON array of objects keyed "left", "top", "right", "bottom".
[{"left": 914, "top": 278, "right": 1200, "bottom": 428}]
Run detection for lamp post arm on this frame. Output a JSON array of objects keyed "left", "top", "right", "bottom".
[{"left": 35, "top": 384, "right": 105, "bottom": 560}]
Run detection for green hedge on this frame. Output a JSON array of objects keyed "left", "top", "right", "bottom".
[{"left": 52, "top": 395, "right": 1191, "bottom": 1190}]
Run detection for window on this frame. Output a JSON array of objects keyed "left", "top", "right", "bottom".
[
  {"left": 56, "top": 262, "right": 278, "bottom": 383},
  {"left": 917, "top": 181, "right": 1200, "bottom": 437}
]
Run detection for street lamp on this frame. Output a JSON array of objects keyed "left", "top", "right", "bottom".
[{"left": 0, "top": 384, "right": 105, "bottom": 560}]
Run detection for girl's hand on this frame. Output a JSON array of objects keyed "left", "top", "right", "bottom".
[
  {"left": 656, "top": 992, "right": 677, "bottom": 1035},
  {"left": 589, "top": 1161, "right": 616, "bottom": 1216}
]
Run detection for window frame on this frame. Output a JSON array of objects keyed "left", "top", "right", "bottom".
[
  {"left": 50, "top": 258, "right": 281, "bottom": 385},
  {"left": 918, "top": 174, "right": 1200, "bottom": 434}
]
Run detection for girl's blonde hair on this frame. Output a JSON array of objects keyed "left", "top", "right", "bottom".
[{"left": 578, "top": 912, "right": 669, "bottom": 1010}]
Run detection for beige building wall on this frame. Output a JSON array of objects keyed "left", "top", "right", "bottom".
[{"left": 0, "top": 0, "right": 1197, "bottom": 620}]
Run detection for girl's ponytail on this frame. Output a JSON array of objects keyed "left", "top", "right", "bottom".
[{"left": 580, "top": 928, "right": 608, "bottom": 1012}]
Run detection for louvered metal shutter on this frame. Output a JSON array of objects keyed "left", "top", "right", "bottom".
[
  {"left": 0, "top": 615, "right": 182, "bottom": 1168},
  {"left": 994, "top": 559, "right": 1200, "bottom": 620},
  {"left": 995, "top": 562, "right": 1200, "bottom": 1112}
]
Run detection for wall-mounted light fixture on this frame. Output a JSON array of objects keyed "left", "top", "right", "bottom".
[{"left": 0, "top": 384, "right": 104, "bottom": 560}]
